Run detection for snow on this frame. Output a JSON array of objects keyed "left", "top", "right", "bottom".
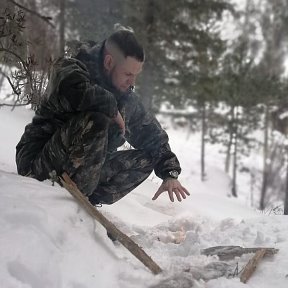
[
  {"left": 279, "top": 110, "right": 288, "bottom": 120},
  {"left": 1, "top": 100, "right": 288, "bottom": 287}
]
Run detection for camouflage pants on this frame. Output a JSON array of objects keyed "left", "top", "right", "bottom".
[{"left": 31, "top": 112, "right": 154, "bottom": 204}]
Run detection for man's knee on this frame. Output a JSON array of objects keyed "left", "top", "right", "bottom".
[
  {"left": 65, "top": 112, "right": 109, "bottom": 140},
  {"left": 81, "top": 112, "right": 110, "bottom": 132},
  {"left": 102, "top": 149, "right": 154, "bottom": 178},
  {"left": 36, "top": 112, "right": 110, "bottom": 179},
  {"left": 126, "top": 149, "right": 154, "bottom": 172},
  {"left": 63, "top": 112, "right": 110, "bottom": 148}
]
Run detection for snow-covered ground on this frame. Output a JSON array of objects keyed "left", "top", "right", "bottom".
[{"left": 1, "top": 102, "right": 288, "bottom": 288}]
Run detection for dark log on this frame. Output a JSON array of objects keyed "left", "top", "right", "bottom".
[{"left": 201, "top": 245, "right": 278, "bottom": 261}]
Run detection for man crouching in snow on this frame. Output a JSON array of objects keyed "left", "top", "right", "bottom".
[{"left": 16, "top": 28, "right": 190, "bottom": 205}]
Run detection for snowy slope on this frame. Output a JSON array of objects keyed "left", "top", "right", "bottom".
[
  {"left": 1, "top": 105, "right": 288, "bottom": 288},
  {"left": 0, "top": 171, "right": 123, "bottom": 288}
]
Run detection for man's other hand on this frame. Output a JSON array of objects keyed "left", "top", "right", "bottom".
[
  {"left": 152, "top": 179, "right": 190, "bottom": 202},
  {"left": 114, "top": 111, "right": 125, "bottom": 134}
]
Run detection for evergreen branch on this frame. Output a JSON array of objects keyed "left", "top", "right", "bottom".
[{"left": 0, "top": 47, "right": 26, "bottom": 69}]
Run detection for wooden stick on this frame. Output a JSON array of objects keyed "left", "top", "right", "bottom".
[
  {"left": 60, "top": 172, "right": 162, "bottom": 275},
  {"left": 240, "top": 248, "right": 267, "bottom": 283}
]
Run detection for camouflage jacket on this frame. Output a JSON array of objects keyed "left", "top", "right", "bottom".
[{"left": 16, "top": 42, "right": 181, "bottom": 179}]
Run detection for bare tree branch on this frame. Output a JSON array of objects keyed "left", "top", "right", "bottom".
[
  {"left": 0, "top": 67, "right": 21, "bottom": 95},
  {"left": 0, "top": 3, "right": 49, "bottom": 110},
  {"left": 7, "top": 0, "right": 55, "bottom": 28},
  {"left": 0, "top": 102, "right": 28, "bottom": 107},
  {"left": 0, "top": 48, "right": 27, "bottom": 69}
]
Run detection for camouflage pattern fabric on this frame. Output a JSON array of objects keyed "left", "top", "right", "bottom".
[
  {"left": 16, "top": 40, "right": 181, "bottom": 204},
  {"left": 24, "top": 111, "right": 153, "bottom": 204},
  {"left": 90, "top": 149, "right": 154, "bottom": 204}
]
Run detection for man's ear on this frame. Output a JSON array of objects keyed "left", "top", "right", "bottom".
[{"left": 104, "top": 54, "right": 114, "bottom": 72}]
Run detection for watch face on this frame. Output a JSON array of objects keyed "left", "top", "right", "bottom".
[{"left": 169, "top": 170, "right": 179, "bottom": 179}]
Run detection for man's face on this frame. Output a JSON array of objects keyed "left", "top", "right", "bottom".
[{"left": 106, "top": 56, "right": 143, "bottom": 93}]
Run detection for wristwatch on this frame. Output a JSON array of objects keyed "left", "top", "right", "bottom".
[{"left": 168, "top": 170, "right": 179, "bottom": 179}]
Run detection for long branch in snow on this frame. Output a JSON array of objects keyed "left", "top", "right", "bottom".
[{"left": 60, "top": 172, "right": 163, "bottom": 275}]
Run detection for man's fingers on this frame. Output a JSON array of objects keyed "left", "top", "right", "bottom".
[
  {"left": 152, "top": 187, "right": 163, "bottom": 200},
  {"left": 181, "top": 186, "right": 190, "bottom": 196},
  {"left": 153, "top": 182, "right": 190, "bottom": 202},
  {"left": 152, "top": 192, "right": 160, "bottom": 200},
  {"left": 178, "top": 188, "right": 187, "bottom": 199},
  {"left": 178, "top": 189, "right": 186, "bottom": 199},
  {"left": 168, "top": 188, "right": 174, "bottom": 202},
  {"left": 174, "top": 189, "right": 182, "bottom": 202}
]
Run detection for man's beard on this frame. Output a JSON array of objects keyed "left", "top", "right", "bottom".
[{"left": 105, "top": 69, "right": 132, "bottom": 100}]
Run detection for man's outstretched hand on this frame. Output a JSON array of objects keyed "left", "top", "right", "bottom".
[{"left": 152, "top": 179, "right": 190, "bottom": 202}]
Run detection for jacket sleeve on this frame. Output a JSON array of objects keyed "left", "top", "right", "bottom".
[
  {"left": 55, "top": 59, "right": 118, "bottom": 118},
  {"left": 126, "top": 97, "right": 181, "bottom": 179}
]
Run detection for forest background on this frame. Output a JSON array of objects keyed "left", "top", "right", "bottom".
[{"left": 1, "top": 0, "right": 288, "bottom": 214}]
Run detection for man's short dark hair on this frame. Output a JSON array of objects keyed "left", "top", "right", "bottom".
[{"left": 106, "top": 30, "right": 145, "bottom": 62}]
